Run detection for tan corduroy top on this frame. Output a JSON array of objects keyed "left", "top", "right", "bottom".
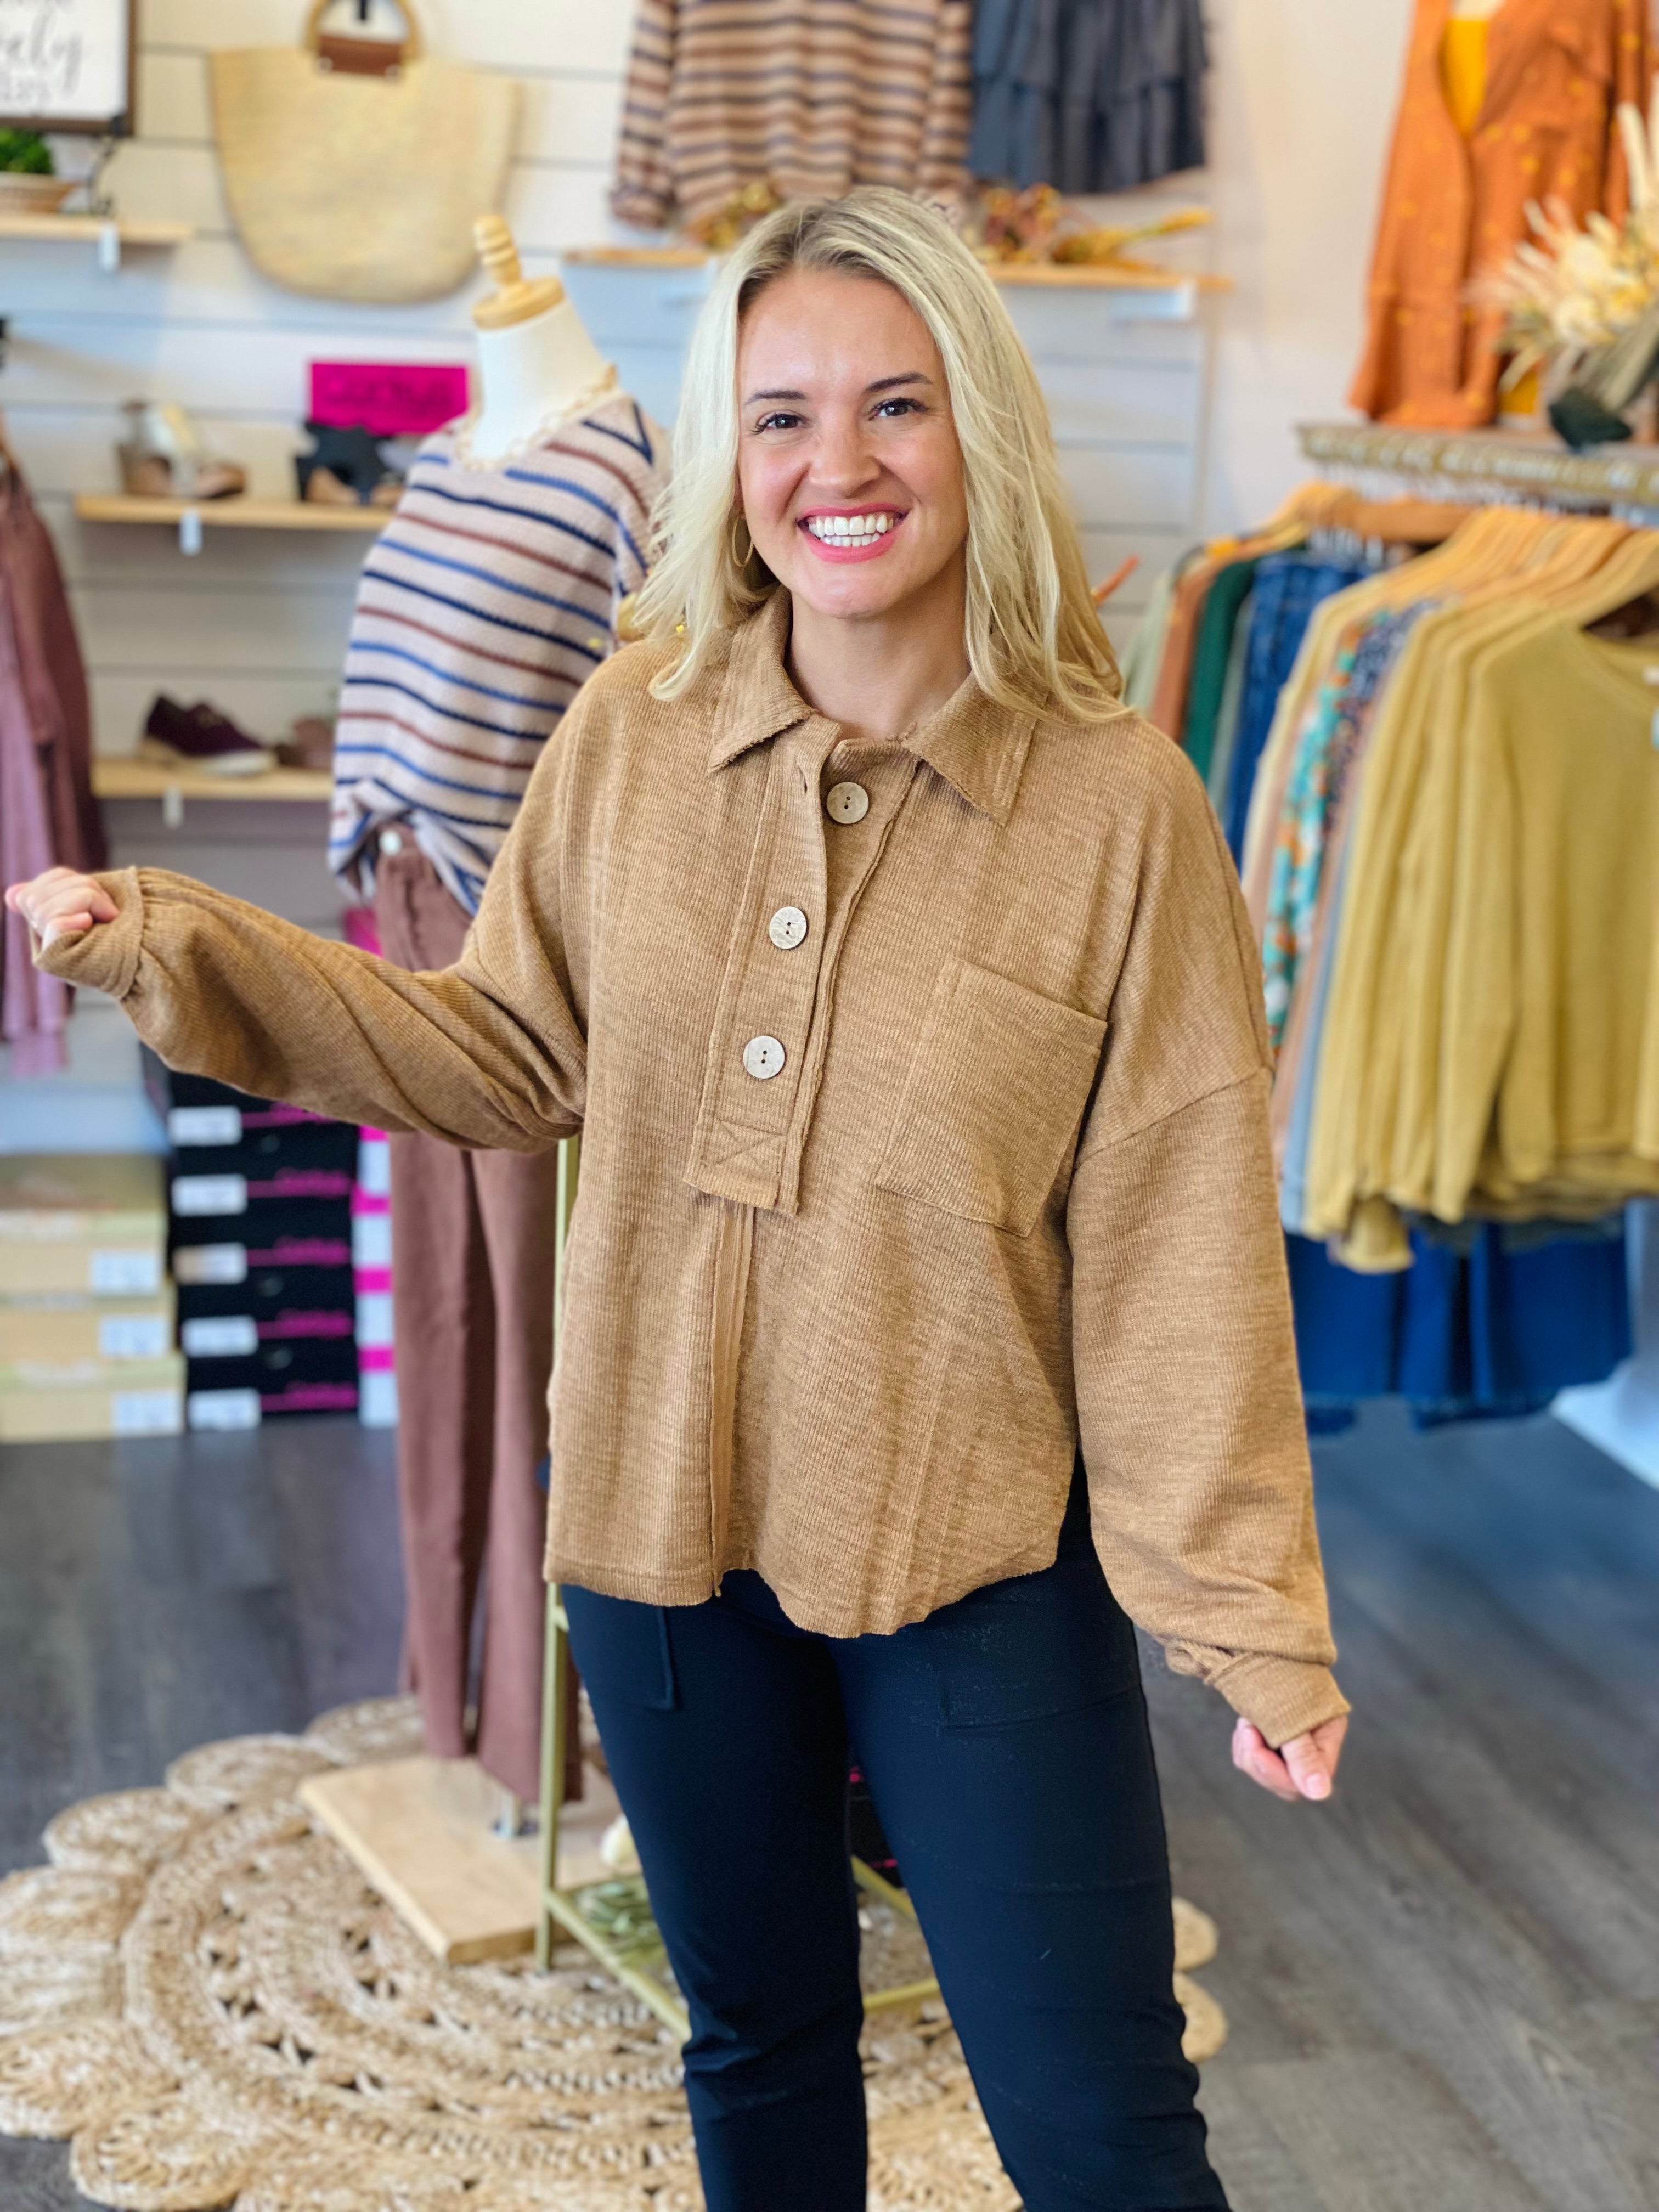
[{"left": 39, "top": 594, "right": 1345, "bottom": 1747}]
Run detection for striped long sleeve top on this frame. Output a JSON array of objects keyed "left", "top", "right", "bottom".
[
  {"left": 329, "top": 394, "right": 667, "bottom": 916},
  {"left": 612, "top": 0, "right": 972, "bottom": 232}
]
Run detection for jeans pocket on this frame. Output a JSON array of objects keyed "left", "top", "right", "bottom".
[
  {"left": 562, "top": 1587, "right": 680, "bottom": 1714},
  {"left": 926, "top": 1553, "right": 1141, "bottom": 1730}
]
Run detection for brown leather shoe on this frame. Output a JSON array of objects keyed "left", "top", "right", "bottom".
[{"left": 275, "top": 715, "right": 335, "bottom": 771}]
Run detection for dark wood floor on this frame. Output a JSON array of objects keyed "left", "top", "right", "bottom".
[{"left": 3, "top": 1403, "right": 1657, "bottom": 2211}]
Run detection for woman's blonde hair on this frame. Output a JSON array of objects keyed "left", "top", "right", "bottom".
[{"left": 634, "top": 187, "right": 1124, "bottom": 722}]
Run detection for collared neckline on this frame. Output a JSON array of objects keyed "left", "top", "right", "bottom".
[{"left": 707, "top": 591, "right": 1036, "bottom": 825}]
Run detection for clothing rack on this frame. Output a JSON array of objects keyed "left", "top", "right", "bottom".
[
  {"left": 1122, "top": 472, "right": 1659, "bottom": 1459},
  {"left": 1298, "top": 421, "right": 1659, "bottom": 521},
  {"left": 1280, "top": 425, "right": 1659, "bottom": 1483}
]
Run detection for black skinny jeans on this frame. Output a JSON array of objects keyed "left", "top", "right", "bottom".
[{"left": 565, "top": 1469, "right": 1230, "bottom": 2212}]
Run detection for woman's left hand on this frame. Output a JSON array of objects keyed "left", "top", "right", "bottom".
[{"left": 1231, "top": 1713, "right": 1347, "bottom": 1803}]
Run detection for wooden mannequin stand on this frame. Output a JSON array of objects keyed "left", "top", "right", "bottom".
[
  {"left": 297, "top": 216, "right": 628, "bottom": 1965},
  {"left": 297, "top": 1141, "right": 623, "bottom": 1968}
]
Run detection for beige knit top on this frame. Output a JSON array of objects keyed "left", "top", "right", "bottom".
[{"left": 40, "top": 594, "right": 1346, "bottom": 1747}]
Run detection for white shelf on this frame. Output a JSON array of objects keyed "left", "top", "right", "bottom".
[
  {"left": 0, "top": 213, "right": 192, "bottom": 272},
  {"left": 561, "top": 244, "right": 1223, "bottom": 321},
  {"left": 93, "top": 759, "right": 332, "bottom": 825},
  {"left": 75, "top": 494, "right": 391, "bottom": 554},
  {"left": 93, "top": 759, "right": 332, "bottom": 803}
]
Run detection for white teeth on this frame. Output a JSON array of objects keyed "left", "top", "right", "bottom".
[{"left": 805, "top": 511, "right": 899, "bottom": 544}]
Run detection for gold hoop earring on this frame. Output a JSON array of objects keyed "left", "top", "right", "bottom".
[{"left": 730, "top": 513, "right": 753, "bottom": 569}]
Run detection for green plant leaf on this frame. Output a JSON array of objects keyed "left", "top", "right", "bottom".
[{"left": 0, "top": 129, "right": 55, "bottom": 176}]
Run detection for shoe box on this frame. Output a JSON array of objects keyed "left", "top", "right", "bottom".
[
  {"left": 0, "top": 1291, "right": 175, "bottom": 1365},
  {"left": 0, "top": 1155, "right": 181, "bottom": 1439},
  {"left": 184, "top": 1335, "right": 359, "bottom": 1431},
  {"left": 0, "top": 1153, "right": 168, "bottom": 1297},
  {"left": 144, "top": 1054, "right": 363, "bottom": 1426},
  {"left": 173, "top": 1235, "right": 355, "bottom": 1282},
  {"left": 143, "top": 1052, "right": 350, "bottom": 1129},
  {"left": 0, "top": 1360, "right": 185, "bottom": 1442},
  {"left": 183, "top": 1302, "right": 363, "bottom": 1429},
  {"left": 353, "top": 1130, "right": 398, "bottom": 1429}
]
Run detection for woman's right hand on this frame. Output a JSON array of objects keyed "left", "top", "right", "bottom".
[{"left": 5, "top": 867, "right": 119, "bottom": 949}]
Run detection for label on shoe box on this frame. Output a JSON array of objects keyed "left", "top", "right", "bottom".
[
  {"left": 168, "top": 1107, "right": 244, "bottom": 1147},
  {"left": 99, "top": 1312, "right": 172, "bottom": 1361},
  {"left": 358, "top": 1367, "right": 399, "bottom": 1428},
  {"left": 180, "top": 1315, "right": 258, "bottom": 1358},
  {"left": 352, "top": 1210, "right": 392, "bottom": 1269},
  {"left": 114, "top": 1388, "right": 185, "bottom": 1436},
  {"left": 172, "top": 1176, "right": 248, "bottom": 1218},
  {"left": 171, "top": 1243, "right": 248, "bottom": 1286},
  {"left": 187, "top": 1388, "right": 262, "bottom": 1432},
  {"left": 355, "top": 1290, "right": 393, "bottom": 1348},
  {"left": 90, "top": 1249, "right": 164, "bottom": 1296}
]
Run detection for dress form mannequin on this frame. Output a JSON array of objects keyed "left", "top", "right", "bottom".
[
  {"left": 467, "top": 216, "right": 614, "bottom": 464},
  {"left": 328, "top": 219, "right": 663, "bottom": 1820}
]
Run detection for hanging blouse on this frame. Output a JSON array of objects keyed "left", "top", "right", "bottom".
[
  {"left": 970, "top": 0, "right": 1207, "bottom": 193},
  {"left": 611, "top": 0, "right": 973, "bottom": 231},
  {"left": 1350, "top": 0, "right": 1647, "bottom": 429},
  {"left": 0, "top": 455, "right": 105, "bottom": 1073}
]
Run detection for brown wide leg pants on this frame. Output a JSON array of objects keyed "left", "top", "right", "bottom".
[{"left": 374, "top": 842, "right": 561, "bottom": 1804}]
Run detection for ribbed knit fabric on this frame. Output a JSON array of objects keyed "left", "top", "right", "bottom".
[
  {"left": 611, "top": 0, "right": 973, "bottom": 232},
  {"left": 38, "top": 592, "right": 1346, "bottom": 1749},
  {"left": 329, "top": 394, "right": 667, "bottom": 915}
]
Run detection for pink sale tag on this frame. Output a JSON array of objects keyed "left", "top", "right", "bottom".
[{"left": 309, "top": 361, "right": 471, "bottom": 437}]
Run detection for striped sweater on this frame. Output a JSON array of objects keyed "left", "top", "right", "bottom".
[
  {"left": 612, "top": 0, "right": 972, "bottom": 231},
  {"left": 330, "top": 394, "right": 667, "bottom": 916}
]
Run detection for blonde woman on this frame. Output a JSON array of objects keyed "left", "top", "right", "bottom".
[{"left": 12, "top": 189, "right": 1347, "bottom": 2211}]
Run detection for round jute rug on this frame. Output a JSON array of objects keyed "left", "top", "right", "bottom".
[{"left": 0, "top": 1697, "right": 1227, "bottom": 2212}]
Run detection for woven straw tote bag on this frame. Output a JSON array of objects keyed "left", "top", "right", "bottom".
[{"left": 209, "top": 0, "right": 518, "bottom": 304}]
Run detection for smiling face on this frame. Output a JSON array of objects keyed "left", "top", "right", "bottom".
[{"left": 735, "top": 267, "right": 970, "bottom": 625}]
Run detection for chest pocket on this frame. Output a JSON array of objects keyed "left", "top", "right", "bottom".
[{"left": 873, "top": 957, "right": 1107, "bottom": 1237}]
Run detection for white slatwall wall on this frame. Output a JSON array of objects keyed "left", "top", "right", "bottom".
[{"left": 0, "top": 0, "right": 1215, "bottom": 937}]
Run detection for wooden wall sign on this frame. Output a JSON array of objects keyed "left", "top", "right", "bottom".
[{"left": 0, "top": 0, "right": 137, "bottom": 135}]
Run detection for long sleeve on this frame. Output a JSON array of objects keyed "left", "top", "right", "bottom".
[
  {"left": 33, "top": 738, "right": 586, "bottom": 1153},
  {"left": 611, "top": 0, "right": 679, "bottom": 229},
  {"left": 918, "top": 0, "right": 974, "bottom": 202},
  {"left": 1069, "top": 1074, "right": 1346, "bottom": 1747},
  {"left": 1068, "top": 747, "right": 1346, "bottom": 1748}
]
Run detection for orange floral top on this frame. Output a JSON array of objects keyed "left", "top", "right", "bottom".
[{"left": 1350, "top": 0, "right": 1648, "bottom": 429}]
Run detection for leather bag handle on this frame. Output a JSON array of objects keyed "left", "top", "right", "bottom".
[{"left": 305, "top": 0, "right": 424, "bottom": 67}]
